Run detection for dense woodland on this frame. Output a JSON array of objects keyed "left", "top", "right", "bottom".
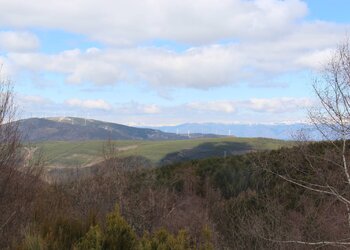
[{"left": 2, "top": 138, "right": 350, "bottom": 249}]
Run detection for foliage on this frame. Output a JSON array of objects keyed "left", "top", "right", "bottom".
[
  {"left": 103, "top": 205, "right": 138, "bottom": 250},
  {"left": 199, "top": 226, "right": 214, "bottom": 250},
  {"left": 20, "top": 231, "right": 45, "bottom": 250},
  {"left": 40, "top": 217, "right": 86, "bottom": 250},
  {"left": 75, "top": 225, "right": 103, "bottom": 250},
  {"left": 19, "top": 203, "right": 214, "bottom": 250},
  {"left": 140, "top": 229, "right": 191, "bottom": 250}
]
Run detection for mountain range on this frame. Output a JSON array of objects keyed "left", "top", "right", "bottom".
[
  {"left": 146, "top": 122, "right": 317, "bottom": 140},
  {"left": 17, "top": 117, "right": 318, "bottom": 142}
]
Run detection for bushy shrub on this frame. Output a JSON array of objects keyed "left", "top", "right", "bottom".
[
  {"left": 75, "top": 225, "right": 103, "bottom": 250},
  {"left": 41, "top": 217, "right": 86, "bottom": 250},
  {"left": 140, "top": 229, "right": 190, "bottom": 250},
  {"left": 199, "top": 226, "right": 214, "bottom": 250},
  {"left": 103, "top": 205, "right": 138, "bottom": 250},
  {"left": 19, "top": 230, "right": 45, "bottom": 250}
]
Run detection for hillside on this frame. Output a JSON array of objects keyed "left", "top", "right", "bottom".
[
  {"left": 152, "top": 142, "right": 343, "bottom": 248},
  {"left": 18, "top": 117, "right": 220, "bottom": 142},
  {"left": 33, "top": 137, "right": 291, "bottom": 170},
  {"left": 15, "top": 140, "right": 341, "bottom": 249}
]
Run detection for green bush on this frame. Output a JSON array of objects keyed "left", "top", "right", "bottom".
[
  {"left": 140, "top": 229, "right": 191, "bottom": 250},
  {"left": 199, "top": 226, "right": 214, "bottom": 250},
  {"left": 103, "top": 205, "right": 138, "bottom": 250},
  {"left": 75, "top": 225, "right": 103, "bottom": 250},
  {"left": 20, "top": 231, "right": 45, "bottom": 250},
  {"left": 41, "top": 217, "right": 86, "bottom": 250}
]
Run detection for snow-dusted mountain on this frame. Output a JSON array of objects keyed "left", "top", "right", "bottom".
[{"left": 146, "top": 123, "right": 317, "bottom": 140}]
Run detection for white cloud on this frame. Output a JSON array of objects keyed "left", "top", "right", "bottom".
[
  {"left": 296, "top": 48, "right": 335, "bottom": 70},
  {"left": 18, "top": 95, "right": 50, "bottom": 105},
  {"left": 142, "top": 104, "right": 161, "bottom": 114},
  {"left": 0, "top": 0, "right": 307, "bottom": 45},
  {"left": 120, "top": 97, "right": 313, "bottom": 124},
  {"left": 0, "top": 31, "right": 39, "bottom": 52},
  {"left": 6, "top": 24, "right": 347, "bottom": 90},
  {"left": 17, "top": 97, "right": 312, "bottom": 125},
  {"left": 187, "top": 98, "right": 313, "bottom": 114},
  {"left": 188, "top": 101, "right": 236, "bottom": 113},
  {"left": 0, "top": 0, "right": 347, "bottom": 91},
  {"left": 65, "top": 98, "right": 111, "bottom": 110},
  {"left": 116, "top": 102, "right": 161, "bottom": 115},
  {"left": 244, "top": 97, "right": 313, "bottom": 113}
]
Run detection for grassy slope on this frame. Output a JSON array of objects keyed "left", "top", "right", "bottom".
[{"left": 35, "top": 137, "right": 292, "bottom": 168}]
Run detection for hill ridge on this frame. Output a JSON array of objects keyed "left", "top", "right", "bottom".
[{"left": 18, "top": 117, "right": 222, "bottom": 142}]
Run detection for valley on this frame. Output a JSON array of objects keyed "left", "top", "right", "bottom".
[
  {"left": 31, "top": 136, "right": 290, "bottom": 174},
  {"left": 18, "top": 117, "right": 290, "bottom": 169}
]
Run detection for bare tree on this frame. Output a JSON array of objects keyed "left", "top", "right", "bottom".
[
  {"left": 0, "top": 77, "right": 22, "bottom": 229},
  {"left": 0, "top": 74, "right": 43, "bottom": 248},
  {"left": 254, "top": 39, "right": 350, "bottom": 248}
]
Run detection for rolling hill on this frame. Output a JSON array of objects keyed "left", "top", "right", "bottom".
[
  {"left": 17, "top": 117, "right": 293, "bottom": 182},
  {"left": 18, "top": 117, "right": 220, "bottom": 142}
]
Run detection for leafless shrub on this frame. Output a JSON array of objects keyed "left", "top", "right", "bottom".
[{"left": 0, "top": 75, "right": 43, "bottom": 248}]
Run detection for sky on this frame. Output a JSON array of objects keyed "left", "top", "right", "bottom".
[{"left": 0, "top": 0, "right": 349, "bottom": 126}]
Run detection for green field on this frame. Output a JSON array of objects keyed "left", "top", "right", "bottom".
[{"left": 33, "top": 137, "right": 292, "bottom": 168}]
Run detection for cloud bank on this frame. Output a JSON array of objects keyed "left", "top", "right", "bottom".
[{"left": 0, "top": 0, "right": 308, "bottom": 45}]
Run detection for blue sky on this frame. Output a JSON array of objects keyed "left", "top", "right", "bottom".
[{"left": 0, "top": 0, "right": 349, "bottom": 125}]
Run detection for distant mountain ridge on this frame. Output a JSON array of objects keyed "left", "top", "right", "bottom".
[
  {"left": 146, "top": 122, "right": 317, "bottom": 140},
  {"left": 17, "top": 117, "right": 222, "bottom": 142}
]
